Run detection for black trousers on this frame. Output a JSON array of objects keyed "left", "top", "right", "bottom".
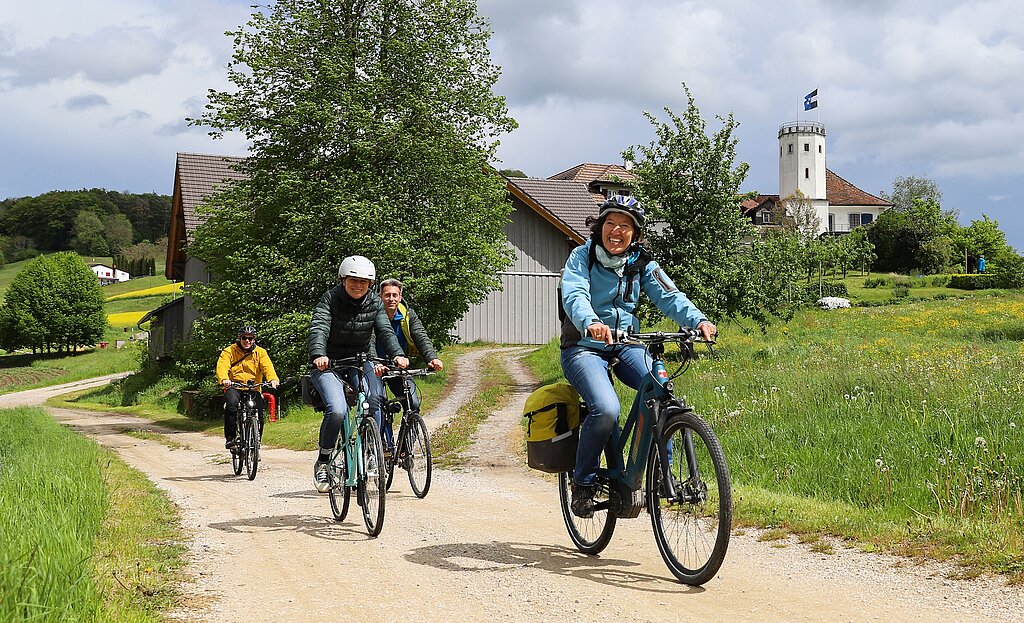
[{"left": 224, "top": 388, "right": 266, "bottom": 440}]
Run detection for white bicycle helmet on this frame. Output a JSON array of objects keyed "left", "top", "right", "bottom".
[{"left": 338, "top": 255, "right": 376, "bottom": 281}]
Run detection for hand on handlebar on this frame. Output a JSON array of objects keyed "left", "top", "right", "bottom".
[
  {"left": 428, "top": 358, "right": 443, "bottom": 371},
  {"left": 696, "top": 320, "right": 717, "bottom": 342},
  {"left": 313, "top": 355, "right": 330, "bottom": 371},
  {"left": 394, "top": 356, "right": 409, "bottom": 369},
  {"left": 586, "top": 322, "right": 615, "bottom": 345}
]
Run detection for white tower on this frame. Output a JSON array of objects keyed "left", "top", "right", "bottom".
[{"left": 778, "top": 121, "right": 828, "bottom": 234}]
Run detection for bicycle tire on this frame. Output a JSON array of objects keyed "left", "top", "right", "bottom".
[
  {"left": 558, "top": 471, "right": 616, "bottom": 555},
  {"left": 231, "top": 419, "right": 243, "bottom": 476},
  {"left": 405, "top": 412, "right": 432, "bottom": 498},
  {"left": 245, "top": 411, "right": 260, "bottom": 481},
  {"left": 328, "top": 444, "right": 350, "bottom": 522},
  {"left": 358, "top": 418, "right": 386, "bottom": 537},
  {"left": 647, "top": 408, "right": 732, "bottom": 586}
]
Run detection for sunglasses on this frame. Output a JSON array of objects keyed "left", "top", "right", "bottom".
[{"left": 239, "top": 335, "right": 255, "bottom": 341}]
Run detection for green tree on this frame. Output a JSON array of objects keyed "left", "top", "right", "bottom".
[
  {"left": 625, "top": 85, "right": 794, "bottom": 327},
  {"left": 0, "top": 253, "right": 106, "bottom": 353},
  {"left": 102, "top": 213, "right": 134, "bottom": 256},
  {"left": 71, "top": 211, "right": 109, "bottom": 256},
  {"left": 867, "top": 197, "right": 956, "bottom": 273},
  {"left": 950, "top": 214, "right": 1007, "bottom": 273},
  {"left": 881, "top": 175, "right": 943, "bottom": 212},
  {"left": 499, "top": 168, "right": 528, "bottom": 178},
  {"left": 185, "top": 0, "right": 517, "bottom": 377}
]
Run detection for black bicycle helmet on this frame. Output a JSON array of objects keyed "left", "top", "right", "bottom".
[
  {"left": 238, "top": 326, "right": 257, "bottom": 338},
  {"left": 598, "top": 195, "right": 646, "bottom": 229}
]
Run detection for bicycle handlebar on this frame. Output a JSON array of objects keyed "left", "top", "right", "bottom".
[
  {"left": 380, "top": 367, "right": 436, "bottom": 381},
  {"left": 226, "top": 380, "right": 278, "bottom": 390},
  {"left": 317, "top": 354, "right": 394, "bottom": 369},
  {"left": 618, "top": 328, "right": 716, "bottom": 346}
]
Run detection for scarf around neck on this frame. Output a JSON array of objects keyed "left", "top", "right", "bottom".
[{"left": 595, "top": 244, "right": 630, "bottom": 276}]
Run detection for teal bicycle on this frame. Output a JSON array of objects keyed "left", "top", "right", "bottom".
[
  {"left": 317, "top": 354, "right": 387, "bottom": 537},
  {"left": 559, "top": 329, "right": 732, "bottom": 586}
]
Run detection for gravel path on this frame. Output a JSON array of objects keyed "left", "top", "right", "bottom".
[{"left": 8, "top": 354, "right": 1024, "bottom": 622}]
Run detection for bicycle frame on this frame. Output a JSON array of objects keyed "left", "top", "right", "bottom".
[
  {"left": 589, "top": 336, "right": 699, "bottom": 514},
  {"left": 329, "top": 362, "right": 371, "bottom": 489}
]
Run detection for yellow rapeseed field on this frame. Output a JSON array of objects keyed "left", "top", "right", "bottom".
[{"left": 105, "top": 282, "right": 182, "bottom": 301}]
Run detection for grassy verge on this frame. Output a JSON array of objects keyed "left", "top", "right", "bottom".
[
  {"left": 522, "top": 294, "right": 1024, "bottom": 581},
  {"left": 431, "top": 351, "right": 514, "bottom": 467},
  {"left": 0, "top": 345, "right": 140, "bottom": 395},
  {"left": 0, "top": 407, "right": 186, "bottom": 621}
]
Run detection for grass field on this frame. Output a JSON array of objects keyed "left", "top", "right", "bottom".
[
  {"left": 525, "top": 293, "right": 1024, "bottom": 580},
  {"left": 0, "top": 346, "right": 140, "bottom": 395},
  {"left": 0, "top": 407, "right": 185, "bottom": 621}
]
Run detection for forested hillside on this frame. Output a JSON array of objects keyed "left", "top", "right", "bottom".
[{"left": 0, "top": 189, "right": 171, "bottom": 263}]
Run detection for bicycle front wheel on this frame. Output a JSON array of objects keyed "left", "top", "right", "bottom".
[
  {"left": 358, "top": 418, "right": 386, "bottom": 537},
  {"left": 231, "top": 421, "right": 243, "bottom": 476},
  {"left": 558, "top": 471, "right": 616, "bottom": 555},
  {"left": 405, "top": 413, "right": 432, "bottom": 498},
  {"left": 647, "top": 408, "right": 732, "bottom": 586},
  {"left": 245, "top": 413, "right": 260, "bottom": 481},
  {"left": 382, "top": 417, "right": 397, "bottom": 492}
]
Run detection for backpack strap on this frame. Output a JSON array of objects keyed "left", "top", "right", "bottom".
[{"left": 523, "top": 402, "right": 568, "bottom": 437}]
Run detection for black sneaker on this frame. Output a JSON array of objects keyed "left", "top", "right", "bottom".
[
  {"left": 571, "top": 483, "right": 596, "bottom": 519},
  {"left": 225, "top": 439, "right": 237, "bottom": 450}
]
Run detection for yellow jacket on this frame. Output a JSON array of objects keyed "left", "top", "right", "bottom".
[{"left": 216, "top": 343, "right": 279, "bottom": 385}]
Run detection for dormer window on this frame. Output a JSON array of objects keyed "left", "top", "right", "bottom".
[{"left": 761, "top": 210, "right": 772, "bottom": 224}]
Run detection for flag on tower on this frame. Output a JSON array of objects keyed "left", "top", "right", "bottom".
[{"left": 804, "top": 89, "right": 818, "bottom": 111}]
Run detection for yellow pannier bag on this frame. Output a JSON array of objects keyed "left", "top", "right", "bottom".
[{"left": 523, "top": 383, "right": 585, "bottom": 473}]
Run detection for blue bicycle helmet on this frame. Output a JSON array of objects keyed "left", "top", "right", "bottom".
[{"left": 599, "top": 195, "right": 646, "bottom": 229}]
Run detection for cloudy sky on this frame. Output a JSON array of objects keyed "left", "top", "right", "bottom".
[{"left": 1, "top": 0, "right": 1021, "bottom": 247}]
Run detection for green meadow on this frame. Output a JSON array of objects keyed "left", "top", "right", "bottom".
[
  {"left": 526, "top": 292, "right": 1024, "bottom": 580},
  {"left": 0, "top": 407, "right": 185, "bottom": 621}
]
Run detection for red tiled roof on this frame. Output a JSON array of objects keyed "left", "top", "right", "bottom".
[
  {"left": 548, "top": 163, "right": 635, "bottom": 203},
  {"left": 506, "top": 177, "right": 598, "bottom": 243},
  {"left": 741, "top": 194, "right": 779, "bottom": 215},
  {"left": 177, "top": 152, "right": 247, "bottom": 243},
  {"left": 826, "top": 169, "right": 890, "bottom": 207}
]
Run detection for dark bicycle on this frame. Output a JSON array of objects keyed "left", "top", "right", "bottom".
[
  {"left": 380, "top": 367, "right": 434, "bottom": 498},
  {"left": 560, "top": 329, "right": 732, "bottom": 586},
  {"left": 227, "top": 380, "right": 275, "bottom": 481},
  {"left": 313, "top": 354, "right": 387, "bottom": 537}
]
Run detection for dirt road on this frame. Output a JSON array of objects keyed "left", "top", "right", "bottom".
[{"left": 5, "top": 355, "right": 1023, "bottom": 623}]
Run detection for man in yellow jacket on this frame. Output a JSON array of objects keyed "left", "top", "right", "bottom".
[{"left": 216, "top": 326, "right": 279, "bottom": 449}]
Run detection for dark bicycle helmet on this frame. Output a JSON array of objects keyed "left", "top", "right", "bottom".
[
  {"left": 599, "top": 195, "right": 646, "bottom": 229},
  {"left": 238, "top": 326, "right": 257, "bottom": 338}
]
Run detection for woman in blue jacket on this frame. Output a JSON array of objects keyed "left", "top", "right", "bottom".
[{"left": 560, "top": 195, "right": 717, "bottom": 518}]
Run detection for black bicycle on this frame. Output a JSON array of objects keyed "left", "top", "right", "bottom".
[
  {"left": 380, "top": 367, "right": 434, "bottom": 498},
  {"left": 227, "top": 380, "right": 275, "bottom": 481}
]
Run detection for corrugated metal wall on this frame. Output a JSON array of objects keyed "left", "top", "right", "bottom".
[{"left": 455, "top": 201, "right": 578, "bottom": 344}]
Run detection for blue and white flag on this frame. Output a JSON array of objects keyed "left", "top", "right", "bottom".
[{"left": 804, "top": 88, "right": 818, "bottom": 111}]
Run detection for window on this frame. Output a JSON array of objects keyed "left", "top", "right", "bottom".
[
  {"left": 818, "top": 145, "right": 822, "bottom": 153},
  {"left": 804, "top": 143, "right": 809, "bottom": 152},
  {"left": 849, "top": 213, "right": 862, "bottom": 228},
  {"left": 861, "top": 213, "right": 874, "bottom": 225},
  {"left": 788, "top": 144, "right": 793, "bottom": 154},
  {"left": 805, "top": 168, "right": 809, "bottom": 179},
  {"left": 761, "top": 210, "right": 772, "bottom": 224}
]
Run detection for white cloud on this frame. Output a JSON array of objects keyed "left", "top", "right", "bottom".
[{"left": 63, "top": 92, "right": 108, "bottom": 110}]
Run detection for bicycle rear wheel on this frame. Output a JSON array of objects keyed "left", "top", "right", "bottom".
[
  {"left": 647, "top": 408, "right": 732, "bottom": 586},
  {"left": 358, "top": 418, "right": 386, "bottom": 537},
  {"left": 245, "top": 412, "right": 260, "bottom": 481},
  {"left": 405, "top": 413, "right": 432, "bottom": 498},
  {"left": 558, "top": 471, "right": 616, "bottom": 555},
  {"left": 328, "top": 445, "right": 350, "bottom": 522}
]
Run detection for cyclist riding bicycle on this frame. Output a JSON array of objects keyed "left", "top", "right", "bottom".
[
  {"left": 216, "top": 326, "right": 279, "bottom": 449},
  {"left": 376, "top": 278, "right": 444, "bottom": 413},
  {"left": 307, "top": 255, "right": 409, "bottom": 493},
  {"left": 560, "top": 195, "right": 716, "bottom": 518}
]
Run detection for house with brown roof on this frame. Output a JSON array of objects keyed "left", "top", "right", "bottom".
[{"left": 150, "top": 153, "right": 614, "bottom": 349}]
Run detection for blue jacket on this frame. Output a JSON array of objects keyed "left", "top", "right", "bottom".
[{"left": 560, "top": 240, "right": 707, "bottom": 348}]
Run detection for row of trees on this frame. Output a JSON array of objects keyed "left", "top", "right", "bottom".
[
  {"left": 0, "top": 253, "right": 106, "bottom": 354},
  {"left": 0, "top": 189, "right": 171, "bottom": 260},
  {"left": 111, "top": 255, "right": 158, "bottom": 278}
]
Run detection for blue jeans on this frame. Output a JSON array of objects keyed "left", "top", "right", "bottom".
[
  {"left": 310, "top": 362, "right": 384, "bottom": 454},
  {"left": 561, "top": 344, "right": 652, "bottom": 487}
]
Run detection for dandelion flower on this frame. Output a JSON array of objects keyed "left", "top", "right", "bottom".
[
  {"left": 975, "top": 436, "right": 987, "bottom": 448},
  {"left": 875, "top": 458, "right": 884, "bottom": 468}
]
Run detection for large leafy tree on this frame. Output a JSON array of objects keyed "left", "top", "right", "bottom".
[
  {"left": 881, "top": 175, "right": 943, "bottom": 212},
  {"left": 71, "top": 211, "right": 109, "bottom": 256},
  {"left": 0, "top": 253, "right": 106, "bottom": 353},
  {"left": 625, "top": 86, "right": 793, "bottom": 327},
  {"left": 186, "top": 0, "right": 516, "bottom": 377},
  {"left": 867, "top": 197, "right": 957, "bottom": 273}
]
